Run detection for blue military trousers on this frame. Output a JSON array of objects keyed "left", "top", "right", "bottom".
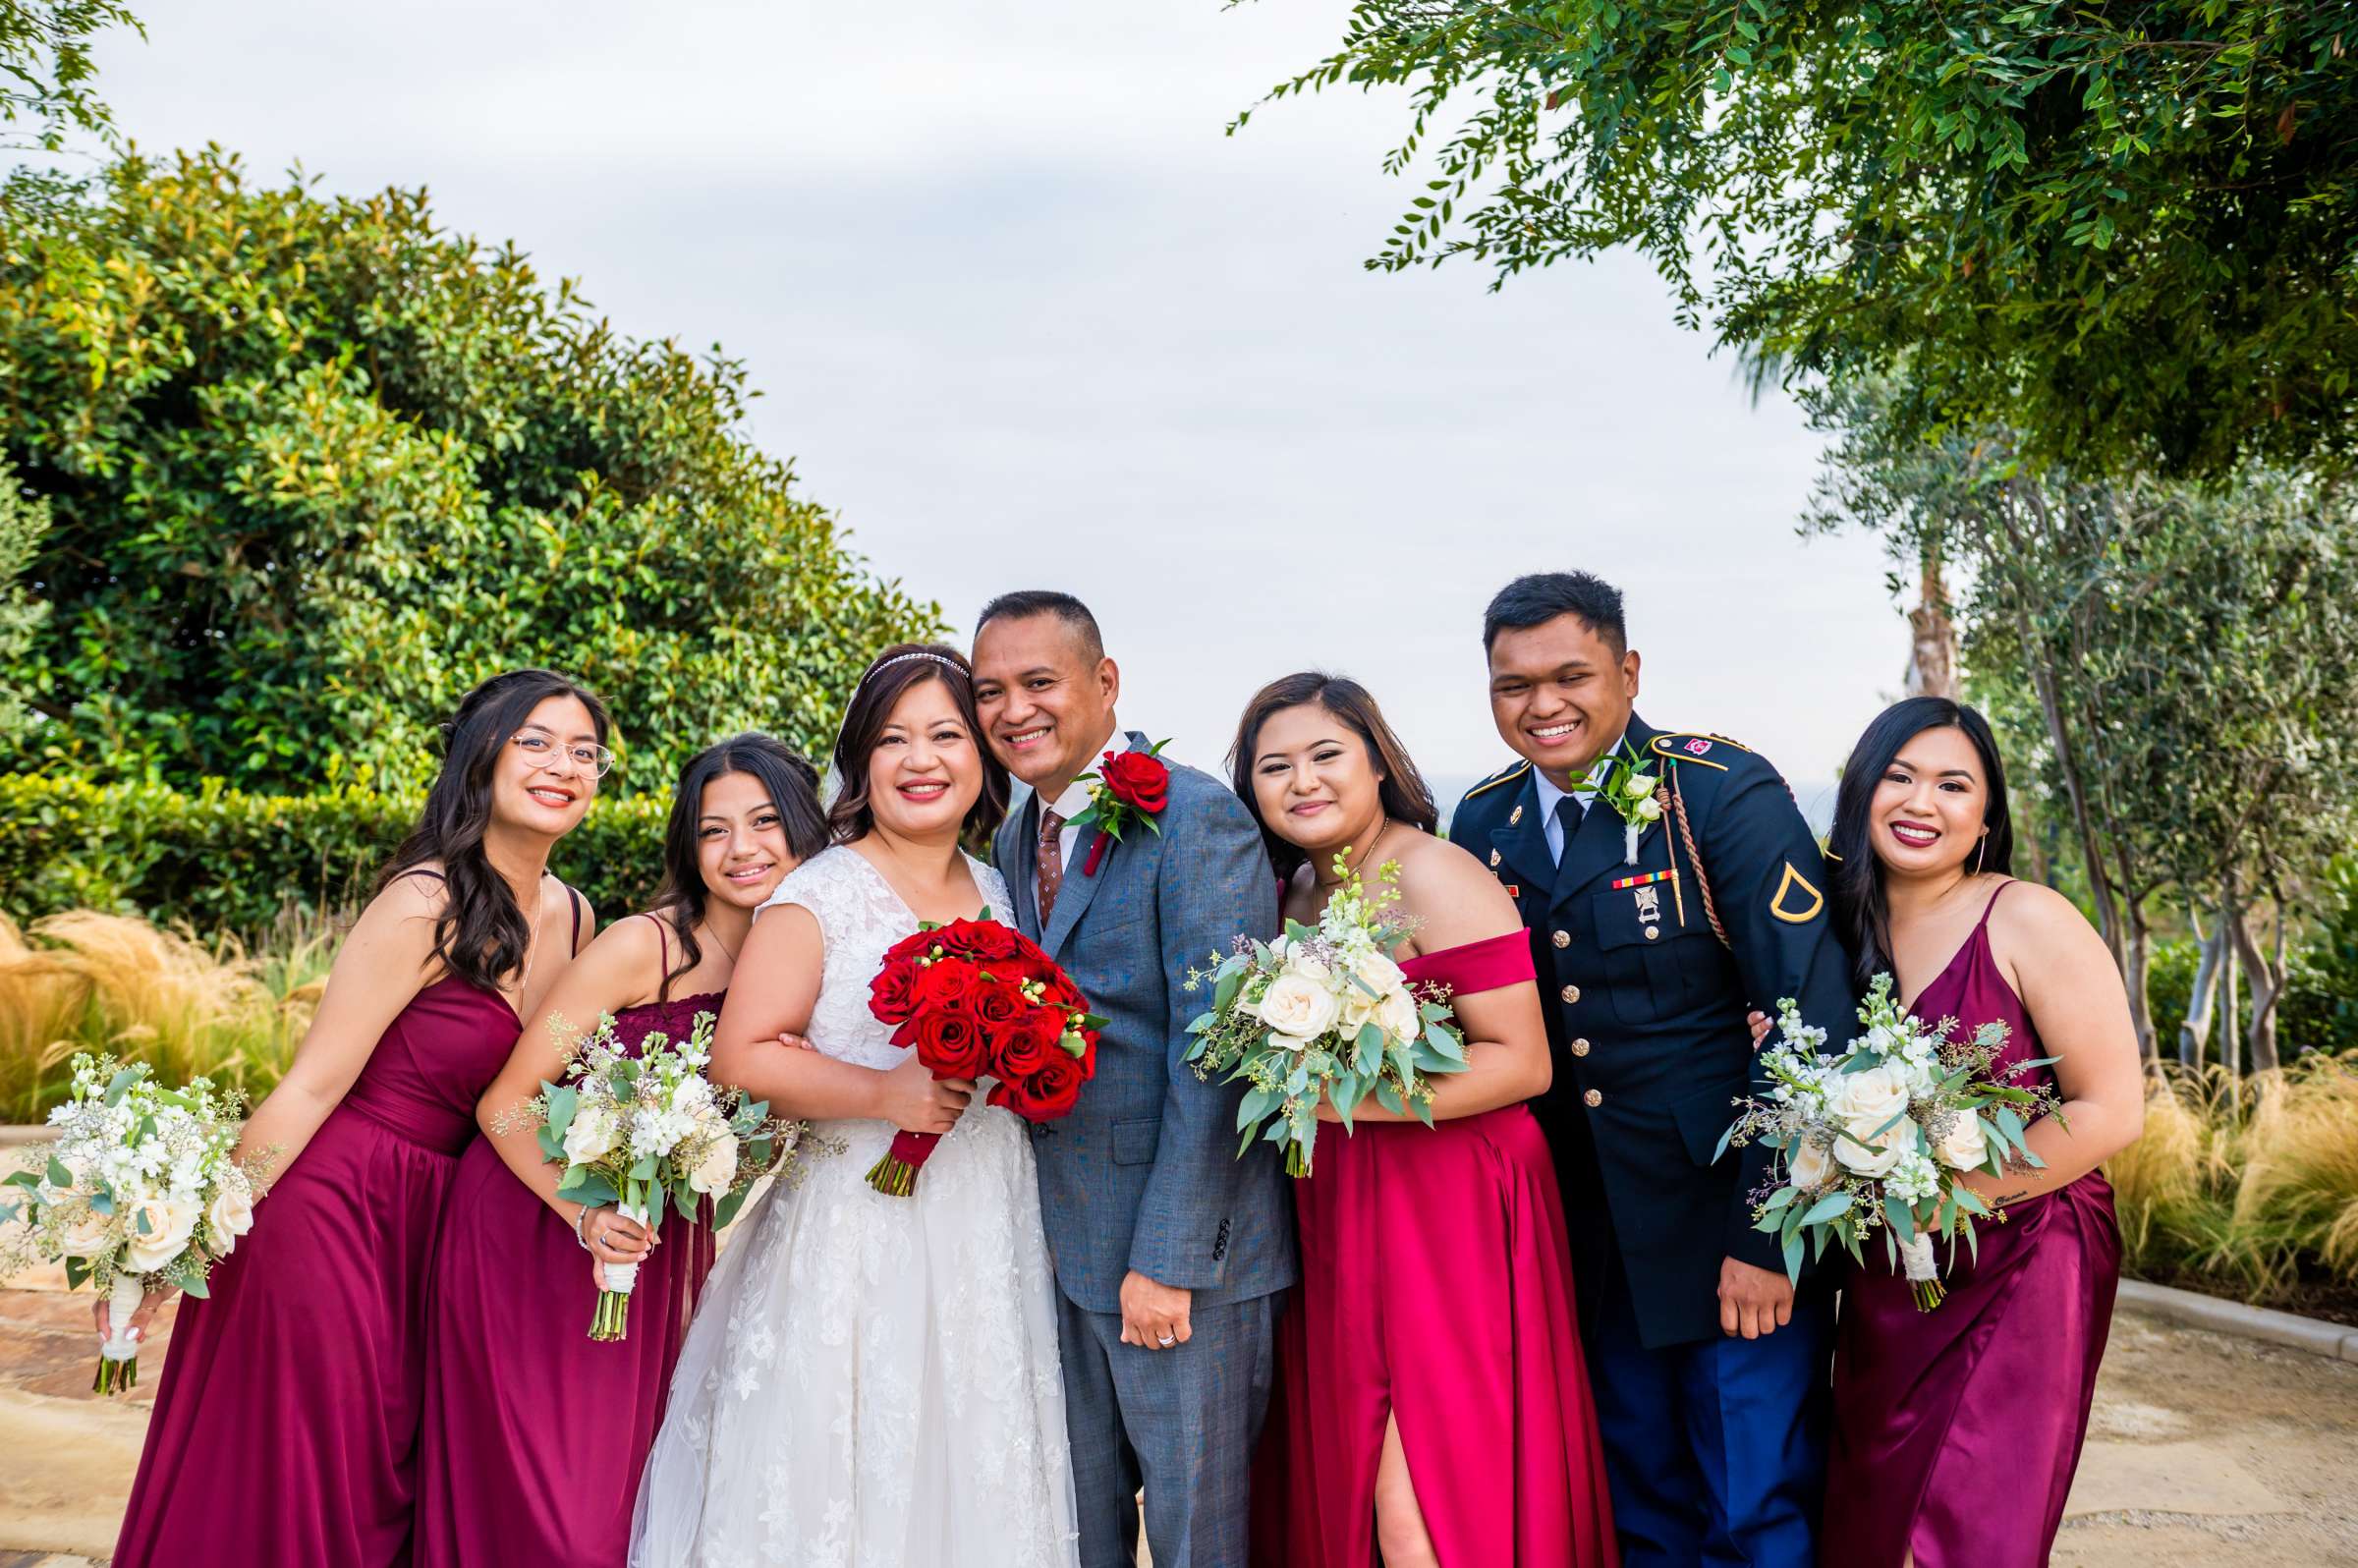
[{"left": 1586, "top": 1261, "right": 1832, "bottom": 1568}]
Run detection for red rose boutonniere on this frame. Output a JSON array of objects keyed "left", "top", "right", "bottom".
[{"left": 1065, "top": 740, "right": 1172, "bottom": 877}]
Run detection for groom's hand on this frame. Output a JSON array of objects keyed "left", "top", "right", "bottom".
[
  {"left": 1119, "top": 1270, "right": 1193, "bottom": 1351},
  {"left": 1718, "top": 1256, "right": 1794, "bottom": 1340}
]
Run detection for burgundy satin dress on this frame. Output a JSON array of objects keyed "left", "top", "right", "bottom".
[
  {"left": 415, "top": 927, "right": 721, "bottom": 1568},
  {"left": 113, "top": 886, "right": 576, "bottom": 1568},
  {"left": 1254, "top": 930, "right": 1619, "bottom": 1568},
  {"left": 1822, "top": 882, "right": 2121, "bottom": 1567}
]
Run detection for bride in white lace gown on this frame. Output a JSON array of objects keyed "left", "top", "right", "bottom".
[{"left": 631, "top": 646, "right": 1079, "bottom": 1568}]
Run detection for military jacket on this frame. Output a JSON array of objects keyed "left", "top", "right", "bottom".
[{"left": 1450, "top": 712, "right": 1854, "bottom": 1348}]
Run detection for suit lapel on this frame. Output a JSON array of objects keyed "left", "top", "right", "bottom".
[
  {"left": 1551, "top": 715, "right": 1663, "bottom": 910},
  {"left": 1003, "top": 795, "right": 1041, "bottom": 938},
  {"left": 1488, "top": 772, "right": 1552, "bottom": 899}
]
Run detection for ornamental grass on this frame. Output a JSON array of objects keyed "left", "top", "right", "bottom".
[{"left": 0, "top": 910, "right": 333, "bottom": 1124}]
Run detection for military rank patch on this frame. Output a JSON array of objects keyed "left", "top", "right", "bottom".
[{"left": 1770, "top": 863, "right": 1825, "bottom": 924}]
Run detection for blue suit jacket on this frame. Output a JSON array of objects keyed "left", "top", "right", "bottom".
[
  {"left": 993, "top": 736, "right": 1296, "bottom": 1315},
  {"left": 1450, "top": 713, "right": 1855, "bottom": 1348}
]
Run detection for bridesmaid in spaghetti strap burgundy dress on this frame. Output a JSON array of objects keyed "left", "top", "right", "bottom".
[
  {"left": 113, "top": 886, "right": 585, "bottom": 1568},
  {"left": 415, "top": 923, "right": 722, "bottom": 1568},
  {"left": 1257, "top": 930, "right": 1619, "bottom": 1568},
  {"left": 1822, "top": 882, "right": 2123, "bottom": 1567}
]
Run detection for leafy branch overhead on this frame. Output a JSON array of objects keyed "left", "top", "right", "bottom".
[{"left": 1242, "top": 2, "right": 2358, "bottom": 478}]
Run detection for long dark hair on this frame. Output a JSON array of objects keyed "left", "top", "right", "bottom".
[
  {"left": 377, "top": 668, "right": 613, "bottom": 993},
  {"left": 648, "top": 734, "right": 828, "bottom": 1001},
  {"left": 1227, "top": 672, "right": 1439, "bottom": 882},
  {"left": 1827, "top": 696, "right": 2016, "bottom": 990},
  {"left": 827, "top": 643, "right": 1009, "bottom": 850}
]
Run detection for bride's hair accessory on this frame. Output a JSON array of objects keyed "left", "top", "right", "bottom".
[{"left": 856, "top": 649, "right": 967, "bottom": 690}]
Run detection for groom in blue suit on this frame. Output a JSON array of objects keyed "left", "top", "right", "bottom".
[{"left": 975, "top": 590, "right": 1295, "bottom": 1568}]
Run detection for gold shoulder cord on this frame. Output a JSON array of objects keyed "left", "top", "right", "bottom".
[{"left": 1665, "top": 767, "right": 1730, "bottom": 951}]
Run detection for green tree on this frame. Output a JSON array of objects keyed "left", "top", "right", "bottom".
[
  {"left": 1248, "top": 2, "right": 2358, "bottom": 478},
  {"left": 0, "top": 456, "right": 49, "bottom": 747},
  {"left": 1804, "top": 379, "right": 2358, "bottom": 1065},
  {"left": 0, "top": 149, "right": 938, "bottom": 793},
  {"left": 2, "top": 0, "right": 139, "bottom": 151}
]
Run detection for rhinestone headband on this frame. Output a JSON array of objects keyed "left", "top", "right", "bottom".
[{"left": 858, "top": 650, "right": 966, "bottom": 690}]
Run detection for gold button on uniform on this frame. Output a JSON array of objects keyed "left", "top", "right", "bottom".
[
  {"left": 1582, "top": 1089, "right": 1602, "bottom": 1107},
  {"left": 1571, "top": 1037, "right": 1591, "bottom": 1057},
  {"left": 1559, "top": 984, "right": 1581, "bottom": 1005},
  {"left": 1551, "top": 929, "right": 1571, "bottom": 949},
  {"left": 1645, "top": 927, "right": 1660, "bottom": 942}
]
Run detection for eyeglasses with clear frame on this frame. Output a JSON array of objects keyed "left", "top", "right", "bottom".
[{"left": 509, "top": 729, "right": 617, "bottom": 779}]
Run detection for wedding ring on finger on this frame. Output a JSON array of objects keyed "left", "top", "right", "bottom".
[{"left": 1155, "top": 1332, "right": 1177, "bottom": 1348}]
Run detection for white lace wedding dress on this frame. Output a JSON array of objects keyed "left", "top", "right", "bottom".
[{"left": 630, "top": 845, "right": 1080, "bottom": 1568}]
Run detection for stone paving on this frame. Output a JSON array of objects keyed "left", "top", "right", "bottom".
[{"left": 2, "top": 1262, "right": 2353, "bottom": 1565}]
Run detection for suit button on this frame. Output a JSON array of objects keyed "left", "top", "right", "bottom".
[
  {"left": 1583, "top": 1089, "right": 1602, "bottom": 1107},
  {"left": 1571, "top": 1037, "right": 1591, "bottom": 1057},
  {"left": 1560, "top": 984, "right": 1582, "bottom": 1005},
  {"left": 1551, "top": 929, "right": 1570, "bottom": 949}
]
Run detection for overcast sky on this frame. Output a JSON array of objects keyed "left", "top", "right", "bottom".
[{"left": 88, "top": 0, "right": 1905, "bottom": 807}]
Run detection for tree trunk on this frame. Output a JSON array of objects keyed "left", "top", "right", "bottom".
[
  {"left": 2122, "top": 897, "right": 2159, "bottom": 1065},
  {"left": 1905, "top": 534, "right": 1958, "bottom": 700},
  {"left": 2227, "top": 898, "right": 2285, "bottom": 1074},
  {"left": 2179, "top": 906, "right": 2226, "bottom": 1069},
  {"left": 2221, "top": 901, "right": 2243, "bottom": 1081}
]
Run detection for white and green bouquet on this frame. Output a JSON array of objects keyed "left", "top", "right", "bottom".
[
  {"left": 1185, "top": 854, "right": 1470, "bottom": 1178},
  {"left": 529, "top": 1010, "right": 806, "bottom": 1341},
  {"left": 1718, "top": 974, "right": 2064, "bottom": 1310},
  {"left": 1, "top": 1054, "right": 261, "bottom": 1393}
]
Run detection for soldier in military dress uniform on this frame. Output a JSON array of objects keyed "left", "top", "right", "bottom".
[{"left": 1451, "top": 572, "right": 1854, "bottom": 1568}]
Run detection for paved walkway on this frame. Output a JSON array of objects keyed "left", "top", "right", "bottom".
[{"left": 1, "top": 1265, "right": 2353, "bottom": 1565}]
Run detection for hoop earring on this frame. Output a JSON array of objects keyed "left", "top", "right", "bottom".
[{"left": 1974, "top": 835, "right": 1988, "bottom": 875}]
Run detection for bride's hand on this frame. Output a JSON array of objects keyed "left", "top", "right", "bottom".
[
  {"left": 876, "top": 1058, "right": 972, "bottom": 1135},
  {"left": 94, "top": 1284, "right": 174, "bottom": 1350}
]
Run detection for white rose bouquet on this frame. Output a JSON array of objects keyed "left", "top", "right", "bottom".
[
  {"left": 525, "top": 1011, "right": 808, "bottom": 1340},
  {"left": 0, "top": 1054, "right": 261, "bottom": 1393},
  {"left": 1184, "top": 854, "right": 1470, "bottom": 1177},
  {"left": 1718, "top": 974, "right": 2064, "bottom": 1310}
]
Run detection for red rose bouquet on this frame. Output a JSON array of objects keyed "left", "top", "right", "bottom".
[
  {"left": 866, "top": 918, "right": 1102, "bottom": 1196},
  {"left": 1063, "top": 740, "right": 1171, "bottom": 876}
]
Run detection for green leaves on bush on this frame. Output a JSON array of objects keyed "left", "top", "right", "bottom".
[
  {"left": 0, "top": 148, "right": 939, "bottom": 795},
  {"left": 0, "top": 772, "right": 670, "bottom": 931}
]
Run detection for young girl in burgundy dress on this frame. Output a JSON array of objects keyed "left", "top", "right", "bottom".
[{"left": 415, "top": 733, "right": 828, "bottom": 1568}]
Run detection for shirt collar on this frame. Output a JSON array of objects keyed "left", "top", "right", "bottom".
[
  {"left": 1531, "top": 734, "right": 1624, "bottom": 813},
  {"left": 1046, "top": 728, "right": 1131, "bottom": 821}
]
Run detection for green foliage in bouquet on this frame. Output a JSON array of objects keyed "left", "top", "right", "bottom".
[{"left": 0, "top": 147, "right": 939, "bottom": 794}]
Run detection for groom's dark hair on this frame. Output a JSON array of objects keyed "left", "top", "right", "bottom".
[
  {"left": 1484, "top": 571, "right": 1627, "bottom": 656},
  {"left": 976, "top": 589, "right": 1105, "bottom": 663}
]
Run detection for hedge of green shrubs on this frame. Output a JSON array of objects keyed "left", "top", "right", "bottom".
[{"left": 0, "top": 773, "right": 671, "bottom": 931}]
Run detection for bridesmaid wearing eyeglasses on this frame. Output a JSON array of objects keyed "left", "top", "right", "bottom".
[
  {"left": 415, "top": 733, "right": 830, "bottom": 1568},
  {"left": 112, "top": 669, "right": 611, "bottom": 1568}
]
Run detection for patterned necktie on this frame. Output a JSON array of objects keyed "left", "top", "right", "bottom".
[
  {"left": 1552, "top": 793, "right": 1584, "bottom": 867},
  {"left": 1037, "top": 807, "right": 1066, "bottom": 924}
]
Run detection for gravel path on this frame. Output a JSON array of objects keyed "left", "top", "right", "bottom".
[{"left": 2, "top": 1270, "right": 2352, "bottom": 1565}]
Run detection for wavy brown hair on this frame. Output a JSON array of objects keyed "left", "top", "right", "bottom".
[
  {"left": 1226, "top": 671, "right": 1438, "bottom": 881},
  {"left": 826, "top": 643, "right": 1009, "bottom": 851}
]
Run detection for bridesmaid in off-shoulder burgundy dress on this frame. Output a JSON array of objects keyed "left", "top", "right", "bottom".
[{"left": 1258, "top": 930, "right": 1619, "bottom": 1568}]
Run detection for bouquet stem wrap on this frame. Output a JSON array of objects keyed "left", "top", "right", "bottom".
[
  {"left": 865, "top": 1131, "right": 942, "bottom": 1197},
  {"left": 592, "top": 1200, "right": 649, "bottom": 1342},
  {"left": 1898, "top": 1232, "right": 1945, "bottom": 1312},
  {"left": 95, "top": 1273, "right": 145, "bottom": 1394}
]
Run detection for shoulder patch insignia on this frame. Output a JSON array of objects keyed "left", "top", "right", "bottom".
[
  {"left": 1462, "top": 759, "right": 1532, "bottom": 802},
  {"left": 1769, "top": 863, "right": 1825, "bottom": 924},
  {"left": 1648, "top": 734, "right": 1730, "bottom": 772}
]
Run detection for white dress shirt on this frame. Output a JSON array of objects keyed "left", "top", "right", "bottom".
[
  {"left": 1532, "top": 737, "right": 1624, "bottom": 865},
  {"left": 1043, "top": 729, "right": 1132, "bottom": 868}
]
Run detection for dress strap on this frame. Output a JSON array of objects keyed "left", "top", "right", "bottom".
[
  {"left": 639, "top": 911, "right": 671, "bottom": 977},
  {"left": 1976, "top": 877, "right": 2015, "bottom": 928}
]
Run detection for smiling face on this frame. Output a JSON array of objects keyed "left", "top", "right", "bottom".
[
  {"left": 972, "top": 611, "right": 1119, "bottom": 794},
  {"left": 864, "top": 674, "right": 985, "bottom": 841},
  {"left": 696, "top": 769, "right": 798, "bottom": 911},
  {"left": 1869, "top": 723, "right": 1991, "bottom": 877},
  {"left": 1487, "top": 613, "right": 1641, "bottom": 786},
  {"left": 492, "top": 695, "right": 601, "bottom": 838},
  {"left": 1248, "top": 701, "right": 1385, "bottom": 862}
]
